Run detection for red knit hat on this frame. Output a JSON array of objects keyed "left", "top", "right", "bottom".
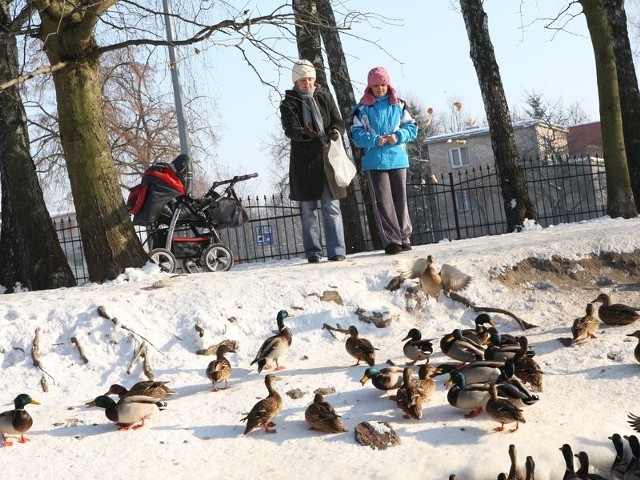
[{"left": 360, "top": 66, "right": 399, "bottom": 106}]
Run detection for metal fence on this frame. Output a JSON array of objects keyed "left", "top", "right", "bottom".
[{"left": 53, "top": 155, "right": 607, "bottom": 283}]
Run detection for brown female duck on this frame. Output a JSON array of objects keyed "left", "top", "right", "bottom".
[
  {"left": 103, "top": 380, "right": 174, "bottom": 400},
  {"left": 591, "top": 293, "right": 639, "bottom": 325},
  {"left": 206, "top": 343, "right": 236, "bottom": 391},
  {"left": 304, "top": 393, "right": 348, "bottom": 433},
  {"left": 485, "top": 382, "right": 526, "bottom": 432},
  {"left": 571, "top": 303, "right": 600, "bottom": 344},
  {"left": 346, "top": 326, "right": 378, "bottom": 366},
  {"left": 241, "top": 374, "right": 283, "bottom": 434}
]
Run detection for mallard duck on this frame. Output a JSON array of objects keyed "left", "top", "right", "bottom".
[
  {"left": 591, "top": 293, "right": 640, "bottom": 325},
  {"left": 461, "top": 313, "right": 495, "bottom": 345},
  {"left": 625, "top": 434, "right": 640, "bottom": 479},
  {"left": 440, "top": 328, "right": 486, "bottom": 362},
  {"left": 87, "top": 395, "right": 165, "bottom": 430},
  {"left": 559, "top": 444, "right": 580, "bottom": 480},
  {"left": 250, "top": 310, "right": 292, "bottom": 373},
  {"left": 401, "top": 328, "right": 434, "bottom": 365},
  {"left": 507, "top": 444, "right": 525, "bottom": 480},
  {"left": 206, "top": 343, "right": 236, "bottom": 391},
  {"left": 485, "top": 382, "right": 525, "bottom": 432},
  {"left": 485, "top": 333, "right": 534, "bottom": 362},
  {"left": 435, "top": 360, "right": 505, "bottom": 384},
  {"left": 497, "top": 359, "right": 540, "bottom": 407},
  {"left": 241, "top": 374, "right": 283, "bottom": 434},
  {"left": 574, "top": 451, "right": 607, "bottom": 480},
  {"left": 103, "top": 380, "right": 174, "bottom": 400},
  {"left": 345, "top": 326, "right": 378, "bottom": 366},
  {"left": 0, "top": 394, "right": 40, "bottom": 446},
  {"left": 627, "top": 331, "right": 640, "bottom": 363},
  {"left": 394, "top": 255, "right": 471, "bottom": 301},
  {"left": 395, "top": 366, "right": 434, "bottom": 419},
  {"left": 512, "top": 337, "right": 543, "bottom": 392},
  {"left": 525, "top": 456, "right": 535, "bottom": 480},
  {"left": 304, "top": 393, "right": 347, "bottom": 433},
  {"left": 445, "top": 369, "right": 490, "bottom": 418},
  {"left": 570, "top": 303, "right": 600, "bottom": 344},
  {"left": 359, "top": 366, "right": 404, "bottom": 391},
  {"left": 609, "top": 433, "right": 626, "bottom": 480}
]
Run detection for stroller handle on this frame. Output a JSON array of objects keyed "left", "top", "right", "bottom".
[{"left": 206, "top": 173, "right": 258, "bottom": 197}]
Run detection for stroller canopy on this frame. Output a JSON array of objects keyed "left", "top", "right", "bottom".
[{"left": 128, "top": 155, "right": 189, "bottom": 225}]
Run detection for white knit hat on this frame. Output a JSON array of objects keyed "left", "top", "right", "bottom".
[{"left": 292, "top": 59, "right": 316, "bottom": 83}]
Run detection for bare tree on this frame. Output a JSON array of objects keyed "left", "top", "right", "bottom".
[
  {"left": 459, "top": 0, "right": 538, "bottom": 230},
  {"left": 580, "top": 0, "right": 637, "bottom": 217},
  {"left": 604, "top": 0, "right": 640, "bottom": 211},
  {"left": 0, "top": 2, "right": 76, "bottom": 292}
]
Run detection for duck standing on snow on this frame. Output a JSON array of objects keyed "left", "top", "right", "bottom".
[
  {"left": 627, "top": 331, "right": 640, "bottom": 363},
  {"left": 0, "top": 394, "right": 40, "bottom": 446},
  {"left": 304, "top": 393, "right": 348, "bottom": 433},
  {"left": 591, "top": 293, "right": 640, "bottom": 325},
  {"left": 87, "top": 395, "right": 166, "bottom": 430},
  {"left": 250, "top": 310, "right": 292, "bottom": 373},
  {"left": 103, "top": 380, "right": 174, "bottom": 400},
  {"left": 506, "top": 443, "right": 525, "bottom": 480},
  {"left": 435, "top": 360, "right": 505, "bottom": 384},
  {"left": 485, "top": 382, "right": 526, "bottom": 432},
  {"left": 559, "top": 444, "right": 580, "bottom": 479},
  {"left": 609, "top": 433, "right": 626, "bottom": 480},
  {"left": 206, "top": 343, "right": 236, "bottom": 391},
  {"left": 345, "top": 326, "right": 378, "bottom": 366},
  {"left": 625, "top": 434, "right": 640, "bottom": 479},
  {"left": 525, "top": 455, "right": 536, "bottom": 480},
  {"left": 359, "top": 366, "right": 404, "bottom": 391},
  {"left": 567, "top": 303, "right": 600, "bottom": 345},
  {"left": 395, "top": 365, "right": 436, "bottom": 419},
  {"left": 445, "top": 369, "right": 490, "bottom": 418},
  {"left": 394, "top": 255, "right": 471, "bottom": 301},
  {"left": 460, "top": 313, "right": 495, "bottom": 345},
  {"left": 401, "top": 328, "right": 434, "bottom": 365},
  {"left": 241, "top": 374, "right": 283, "bottom": 434},
  {"left": 574, "top": 451, "right": 606, "bottom": 480},
  {"left": 440, "top": 328, "right": 486, "bottom": 362}
]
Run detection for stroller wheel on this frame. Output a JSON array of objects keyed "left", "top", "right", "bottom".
[
  {"left": 183, "top": 259, "right": 203, "bottom": 274},
  {"left": 149, "top": 248, "right": 177, "bottom": 273},
  {"left": 200, "top": 243, "right": 234, "bottom": 272}
]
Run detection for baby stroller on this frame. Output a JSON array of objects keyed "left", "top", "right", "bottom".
[{"left": 127, "top": 154, "right": 257, "bottom": 273}]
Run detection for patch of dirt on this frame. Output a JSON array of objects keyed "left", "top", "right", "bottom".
[{"left": 493, "top": 250, "right": 640, "bottom": 291}]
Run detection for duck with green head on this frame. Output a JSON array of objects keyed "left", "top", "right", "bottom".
[
  {"left": 359, "top": 366, "right": 404, "bottom": 391},
  {"left": 0, "top": 394, "right": 40, "bottom": 446},
  {"left": 87, "top": 395, "right": 166, "bottom": 430},
  {"left": 250, "top": 310, "right": 292, "bottom": 373},
  {"left": 401, "top": 328, "right": 434, "bottom": 365}
]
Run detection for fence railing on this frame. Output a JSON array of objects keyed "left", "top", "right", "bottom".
[{"left": 53, "top": 155, "right": 607, "bottom": 283}]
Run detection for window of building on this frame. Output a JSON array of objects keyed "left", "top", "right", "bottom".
[
  {"left": 455, "top": 190, "right": 478, "bottom": 212},
  {"left": 450, "top": 146, "right": 470, "bottom": 168}
]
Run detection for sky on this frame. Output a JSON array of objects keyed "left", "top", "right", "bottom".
[
  {"left": 189, "top": 1, "right": 611, "bottom": 196},
  {"left": 1, "top": 215, "right": 640, "bottom": 479}
]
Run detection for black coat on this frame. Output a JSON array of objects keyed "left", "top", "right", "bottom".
[{"left": 280, "top": 87, "right": 346, "bottom": 201}]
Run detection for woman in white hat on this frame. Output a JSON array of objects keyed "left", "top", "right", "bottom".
[{"left": 279, "top": 59, "right": 347, "bottom": 263}]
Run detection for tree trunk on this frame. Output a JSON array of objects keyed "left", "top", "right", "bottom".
[
  {"left": 460, "top": 0, "right": 538, "bottom": 231},
  {"left": 0, "top": 2, "right": 76, "bottom": 292},
  {"left": 604, "top": 0, "right": 640, "bottom": 211},
  {"left": 36, "top": 2, "right": 149, "bottom": 283},
  {"left": 316, "top": 0, "right": 369, "bottom": 253},
  {"left": 580, "top": 0, "right": 637, "bottom": 218}
]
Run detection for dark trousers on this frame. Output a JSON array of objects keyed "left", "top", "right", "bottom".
[{"left": 365, "top": 168, "right": 412, "bottom": 248}]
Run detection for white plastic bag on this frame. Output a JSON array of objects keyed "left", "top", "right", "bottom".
[{"left": 327, "top": 135, "right": 357, "bottom": 188}]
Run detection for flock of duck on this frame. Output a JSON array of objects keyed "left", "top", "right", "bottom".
[{"left": 2, "top": 255, "right": 639, "bottom": 477}]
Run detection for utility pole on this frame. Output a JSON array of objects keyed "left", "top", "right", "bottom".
[{"left": 162, "top": 0, "right": 193, "bottom": 193}]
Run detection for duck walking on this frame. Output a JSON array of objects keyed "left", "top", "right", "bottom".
[
  {"left": 304, "top": 393, "right": 348, "bottom": 433},
  {"left": 395, "top": 255, "right": 471, "bottom": 301},
  {"left": 250, "top": 310, "right": 292, "bottom": 373},
  {"left": 0, "top": 394, "right": 40, "bottom": 446},
  {"left": 103, "top": 380, "right": 174, "bottom": 400},
  {"left": 591, "top": 293, "right": 639, "bottom": 325},
  {"left": 87, "top": 395, "right": 166, "bottom": 430},
  {"left": 401, "top": 328, "right": 434, "bottom": 365},
  {"left": 345, "top": 326, "right": 378, "bottom": 366},
  {"left": 206, "top": 343, "right": 236, "bottom": 391},
  {"left": 485, "top": 382, "right": 525, "bottom": 432},
  {"left": 241, "top": 374, "right": 283, "bottom": 434}
]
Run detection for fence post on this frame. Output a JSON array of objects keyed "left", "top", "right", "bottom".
[{"left": 448, "top": 172, "right": 462, "bottom": 239}]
